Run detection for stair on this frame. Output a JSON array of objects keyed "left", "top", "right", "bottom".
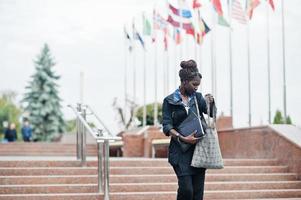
[
  {"left": 0, "top": 158, "right": 301, "bottom": 199},
  {"left": 0, "top": 143, "right": 98, "bottom": 156}
]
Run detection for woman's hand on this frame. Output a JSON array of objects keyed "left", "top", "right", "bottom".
[
  {"left": 179, "top": 131, "right": 199, "bottom": 144},
  {"left": 205, "top": 93, "right": 214, "bottom": 104}
]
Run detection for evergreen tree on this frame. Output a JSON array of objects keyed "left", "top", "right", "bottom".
[
  {"left": 273, "top": 110, "right": 293, "bottom": 125},
  {"left": 23, "top": 44, "right": 65, "bottom": 141},
  {"left": 273, "top": 110, "right": 284, "bottom": 124},
  {"left": 136, "top": 103, "right": 163, "bottom": 126},
  {"left": 286, "top": 115, "right": 292, "bottom": 124}
]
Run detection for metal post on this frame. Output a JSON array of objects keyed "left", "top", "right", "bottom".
[
  {"left": 97, "top": 142, "right": 104, "bottom": 193},
  {"left": 281, "top": 0, "right": 287, "bottom": 120},
  {"left": 266, "top": 2, "right": 271, "bottom": 124},
  {"left": 247, "top": 21, "right": 252, "bottom": 127},
  {"left": 76, "top": 103, "right": 82, "bottom": 160},
  {"left": 228, "top": 0, "right": 233, "bottom": 118},
  {"left": 104, "top": 140, "right": 110, "bottom": 200},
  {"left": 81, "top": 107, "right": 87, "bottom": 166}
]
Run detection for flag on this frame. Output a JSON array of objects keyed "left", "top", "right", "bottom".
[
  {"left": 135, "top": 32, "right": 145, "bottom": 49},
  {"left": 232, "top": 0, "right": 247, "bottom": 24},
  {"left": 193, "top": 0, "right": 202, "bottom": 9},
  {"left": 186, "top": 17, "right": 211, "bottom": 44},
  {"left": 153, "top": 9, "right": 168, "bottom": 30},
  {"left": 132, "top": 21, "right": 145, "bottom": 50},
  {"left": 267, "top": 0, "right": 275, "bottom": 11},
  {"left": 200, "top": 18, "right": 211, "bottom": 36},
  {"left": 211, "top": 0, "right": 230, "bottom": 27},
  {"left": 246, "top": 0, "right": 260, "bottom": 19},
  {"left": 164, "top": 31, "right": 168, "bottom": 51},
  {"left": 123, "top": 26, "right": 132, "bottom": 52},
  {"left": 167, "top": 2, "right": 195, "bottom": 34},
  {"left": 167, "top": 15, "right": 194, "bottom": 31},
  {"left": 169, "top": 3, "right": 192, "bottom": 18},
  {"left": 173, "top": 28, "right": 181, "bottom": 45},
  {"left": 212, "top": 0, "right": 223, "bottom": 16},
  {"left": 218, "top": 15, "right": 230, "bottom": 27},
  {"left": 142, "top": 14, "right": 151, "bottom": 36}
]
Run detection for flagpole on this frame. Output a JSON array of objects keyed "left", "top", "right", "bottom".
[
  {"left": 211, "top": 7, "right": 217, "bottom": 100},
  {"left": 178, "top": 0, "right": 184, "bottom": 60},
  {"left": 197, "top": 10, "right": 203, "bottom": 91},
  {"left": 174, "top": 29, "right": 178, "bottom": 89},
  {"left": 123, "top": 31, "right": 128, "bottom": 118},
  {"left": 165, "top": 33, "right": 169, "bottom": 95},
  {"left": 228, "top": 0, "right": 233, "bottom": 118},
  {"left": 154, "top": 28, "right": 158, "bottom": 127},
  {"left": 266, "top": 1, "right": 271, "bottom": 124},
  {"left": 281, "top": 0, "right": 287, "bottom": 120},
  {"left": 247, "top": 20, "right": 251, "bottom": 127},
  {"left": 142, "top": 13, "right": 147, "bottom": 127},
  {"left": 143, "top": 48, "right": 147, "bottom": 127},
  {"left": 132, "top": 18, "right": 137, "bottom": 106}
]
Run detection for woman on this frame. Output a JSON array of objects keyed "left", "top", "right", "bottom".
[
  {"left": 4, "top": 123, "right": 18, "bottom": 142},
  {"left": 162, "top": 60, "right": 215, "bottom": 200}
]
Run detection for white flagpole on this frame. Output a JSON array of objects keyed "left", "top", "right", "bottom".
[
  {"left": 166, "top": 45, "right": 169, "bottom": 95},
  {"left": 123, "top": 31, "right": 128, "bottom": 118},
  {"left": 197, "top": 10, "right": 203, "bottom": 91},
  {"left": 132, "top": 18, "right": 137, "bottom": 105},
  {"left": 154, "top": 25, "right": 158, "bottom": 126},
  {"left": 178, "top": 0, "right": 184, "bottom": 60},
  {"left": 247, "top": 20, "right": 252, "bottom": 127},
  {"left": 281, "top": 0, "right": 287, "bottom": 120},
  {"left": 142, "top": 13, "right": 147, "bottom": 127},
  {"left": 174, "top": 29, "right": 178, "bottom": 89},
  {"left": 266, "top": 1, "right": 271, "bottom": 124},
  {"left": 143, "top": 48, "right": 147, "bottom": 127},
  {"left": 211, "top": 7, "right": 217, "bottom": 99},
  {"left": 228, "top": 0, "right": 233, "bottom": 118}
]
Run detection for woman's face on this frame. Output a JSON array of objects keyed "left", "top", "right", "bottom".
[{"left": 184, "top": 76, "right": 201, "bottom": 95}]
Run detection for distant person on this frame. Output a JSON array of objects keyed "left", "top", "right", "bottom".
[
  {"left": 21, "top": 120, "right": 32, "bottom": 142},
  {"left": 4, "top": 123, "right": 17, "bottom": 142}
]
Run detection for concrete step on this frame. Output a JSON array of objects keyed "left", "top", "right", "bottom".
[
  {"left": 1, "top": 181, "right": 301, "bottom": 194},
  {"left": 0, "top": 159, "right": 281, "bottom": 167},
  {"left": 1, "top": 190, "right": 301, "bottom": 200},
  {"left": 0, "top": 173, "right": 298, "bottom": 185},
  {"left": 0, "top": 193, "right": 102, "bottom": 200},
  {"left": 0, "top": 165, "right": 289, "bottom": 176}
]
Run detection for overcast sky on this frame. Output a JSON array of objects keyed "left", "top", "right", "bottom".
[{"left": 0, "top": 0, "right": 300, "bottom": 134}]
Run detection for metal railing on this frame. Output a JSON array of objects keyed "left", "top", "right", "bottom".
[{"left": 68, "top": 103, "right": 121, "bottom": 200}]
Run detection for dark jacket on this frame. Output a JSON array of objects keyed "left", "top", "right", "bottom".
[
  {"left": 162, "top": 91, "right": 214, "bottom": 176},
  {"left": 22, "top": 126, "right": 32, "bottom": 140},
  {"left": 4, "top": 128, "right": 17, "bottom": 142}
]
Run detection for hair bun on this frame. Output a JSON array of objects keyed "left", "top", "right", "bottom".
[{"left": 180, "top": 60, "right": 197, "bottom": 70}]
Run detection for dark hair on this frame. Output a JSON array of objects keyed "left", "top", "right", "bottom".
[{"left": 179, "top": 60, "right": 202, "bottom": 82}]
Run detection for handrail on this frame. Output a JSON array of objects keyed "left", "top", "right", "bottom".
[
  {"left": 85, "top": 105, "right": 114, "bottom": 136},
  {"left": 68, "top": 103, "right": 121, "bottom": 200},
  {"left": 68, "top": 105, "right": 99, "bottom": 139}
]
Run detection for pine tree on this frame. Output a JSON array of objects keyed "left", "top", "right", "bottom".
[
  {"left": 273, "top": 110, "right": 284, "bottom": 124},
  {"left": 23, "top": 44, "right": 65, "bottom": 141}
]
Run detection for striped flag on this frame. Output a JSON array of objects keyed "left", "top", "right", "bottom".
[
  {"left": 232, "top": 0, "right": 247, "bottom": 24},
  {"left": 153, "top": 10, "right": 167, "bottom": 30},
  {"left": 167, "top": 2, "right": 194, "bottom": 33},
  {"left": 267, "top": 0, "right": 275, "bottom": 11},
  {"left": 246, "top": 0, "right": 260, "bottom": 19}
]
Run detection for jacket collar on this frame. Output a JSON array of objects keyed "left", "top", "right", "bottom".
[{"left": 166, "top": 88, "right": 196, "bottom": 106}]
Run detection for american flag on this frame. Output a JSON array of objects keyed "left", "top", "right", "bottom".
[{"left": 231, "top": 0, "right": 247, "bottom": 24}]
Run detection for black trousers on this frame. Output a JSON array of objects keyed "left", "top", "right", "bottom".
[{"left": 176, "top": 170, "right": 206, "bottom": 200}]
